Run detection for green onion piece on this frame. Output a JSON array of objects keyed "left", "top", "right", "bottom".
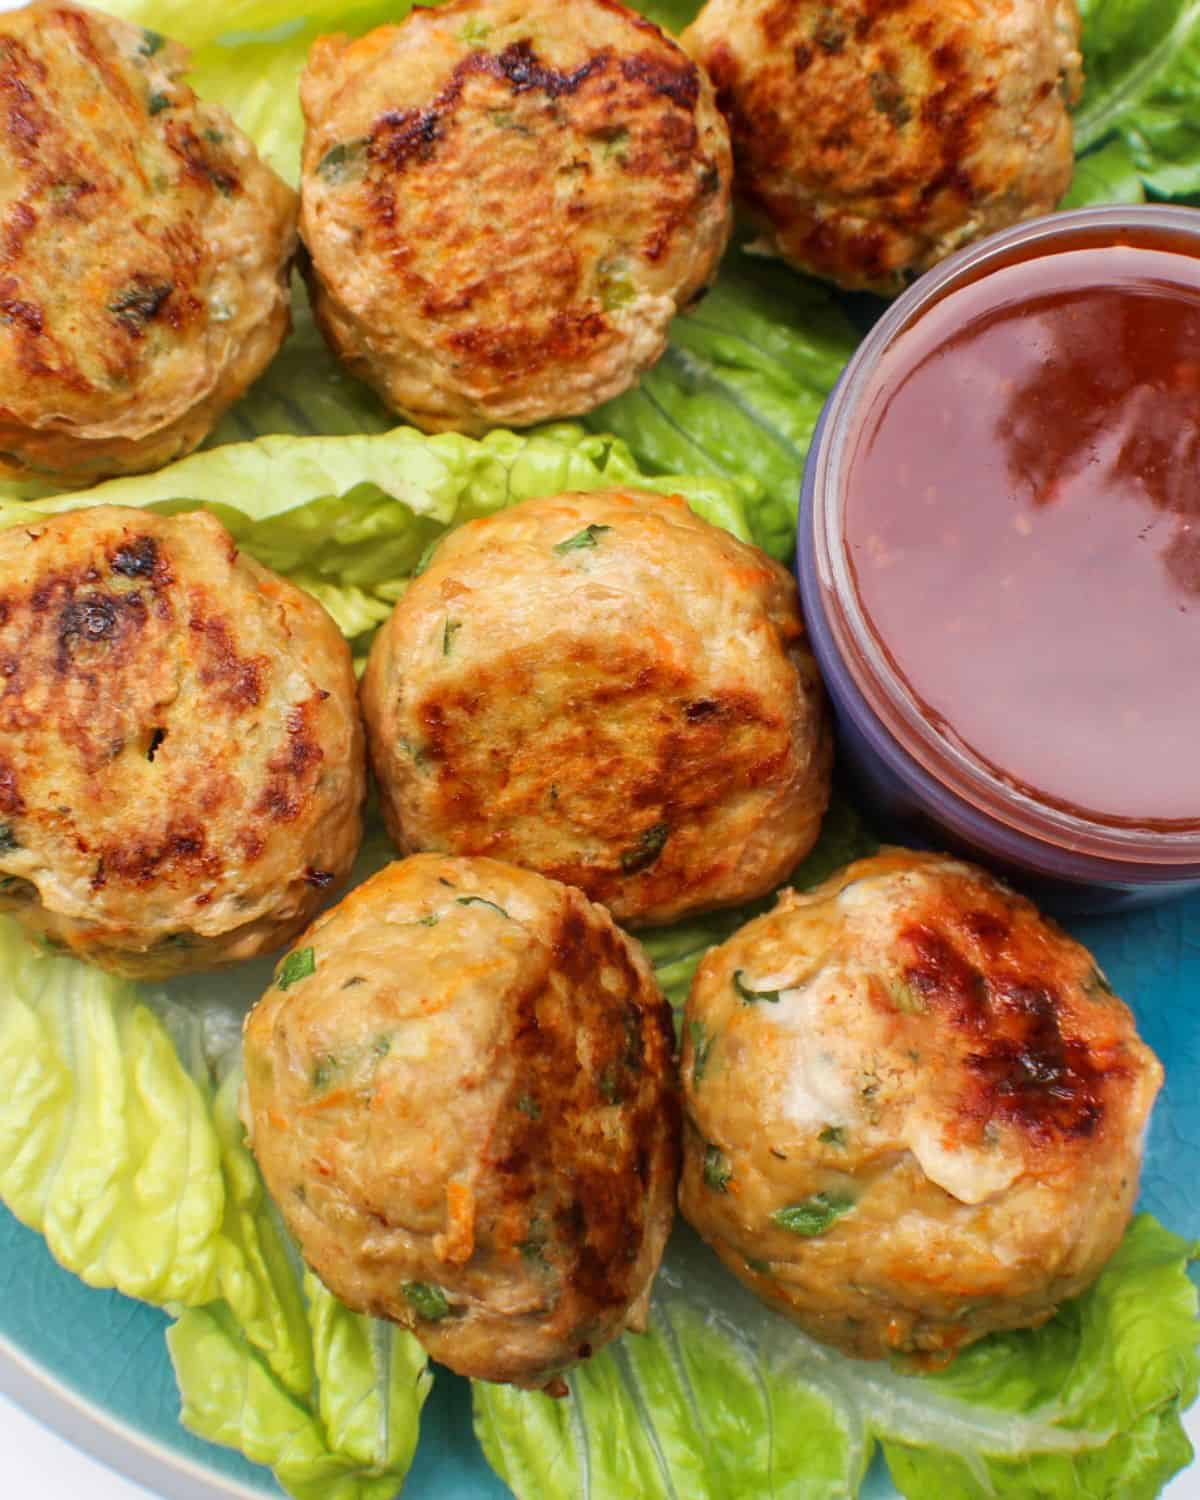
[
  {"left": 443, "top": 618, "right": 462, "bottom": 656},
  {"left": 413, "top": 535, "right": 442, "bottom": 576},
  {"left": 818, "top": 1125, "right": 846, "bottom": 1148},
  {"left": 403, "top": 1283, "right": 451, "bottom": 1321},
  {"left": 619, "top": 823, "right": 669, "bottom": 874},
  {"left": 887, "top": 976, "right": 928, "bottom": 1015},
  {"left": 148, "top": 92, "right": 171, "bottom": 115},
  {"left": 599, "top": 1062, "right": 623, "bottom": 1104},
  {"left": 772, "top": 1192, "right": 855, "bottom": 1237},
  {"left": 733, "top": 970, "right": 781, "bottom": 1005},
  {"left": 703, "top": 1145, "right": 731, "bottom": 1193},
  {"left": 317, "top": 139, "right": 367, "bottom": 185},
  {"left": 399, "top": 738, "right": 430, "bottom": 769},
  {"left": 1086, "top": 966, "right": 1116, "bottom": 998},
  {"left": 456, "top": 896, "right": 509, "bottom": 918},
  {"left": 688, "top": 1018, "right": 715, "bottom": 1085},
  {"left": 554, "top": 524, "right": 612, "bottom": 555},
  {"left": 0, "top": 824, "right": 17, "bottom": 854},
  {"left": 277, "top": 947, "right": 316, "bottom": 990}
]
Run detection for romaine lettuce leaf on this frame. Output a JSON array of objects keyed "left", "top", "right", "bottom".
[
  {"left": 1062, "top": 137, "right": 1148, "bottom": 208},
  {"left": 627, "top": 0, "right": 702, "bottom": 33},
  {"left": 0, "top": 920, "right": 225, "bottom": 1307},
  {"left": 0, "top": 425, "right": 756, "bottom": 656},
  {"left": 1074, "top": 0, "right": 1200, "bottom": 199},
  {"left": 474, "top": 1218, "right": 1199, "bottom": 1500},
  {"left": 169, "top": 1291, "right": 430, "bottom": 1500},
  {"left": 590, "top": 254, "right": 860, "bottom": 562}
]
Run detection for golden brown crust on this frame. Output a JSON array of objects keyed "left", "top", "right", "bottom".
[
  {"left": 299, "top": 0, "right": 732, "bottom": 433},
  {"left": 0, "top": 2, "right": 297, "bottom": 482},
  {"left": 360, "top": 488, "right": 832, "bottom": 926},
  {"left": 679, "top": 850, "right": 1163, "bottom": 1360},
  {"left": 682, "top": 0, "right": 1082, "bottom": 292},
  {"left": 0, "top": 505, "right": 364, "bottom": 977},
  {"left": 242, "top": 854, "right": 679, "bottom": 1388}
]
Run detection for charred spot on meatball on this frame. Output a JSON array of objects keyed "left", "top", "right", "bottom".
[
  {"left": 679, "top": 849, "right": 1163, "bottom": 1361},
  {"left": 242, "top": 854, "right": 679, "bottom": 1388},
  {"left": 298, "top": 0, "right": 732, "bottom": 433},
  {"left": 360, "top": 488, "right": 831, "bottom": 927}
]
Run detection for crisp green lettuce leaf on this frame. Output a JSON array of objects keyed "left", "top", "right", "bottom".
[
  {"left": 590, "top": 255, "right": 859, "bottom": 561},
  {"left": 628, "top": 0, "right": 702, "bottom": 33},
  {"left": 475, "top": 1218, "right": 1199, "bottom": 1500},
  {"left": 0, "top": 919, "right": 225, "bottom": 1306},
  {"left": 1062, "top": 137, "right": 1148, "bottom": 207},
  {"left": 1074, "top": 0, "right": 1200, "bottom": 199},
  {"left": 169, "top": 1293, "right": 430, "bottom": 1500},
  {"left": 0, "top": 425, "right": 756, "bottom": 660},
  {"left": 881, "top": 1215, "right": 1200, "bottom": 1498}
]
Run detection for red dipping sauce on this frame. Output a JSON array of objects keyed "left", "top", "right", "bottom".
[{"left": 844, "top": 242, "right": 1200, "bottom": 830}]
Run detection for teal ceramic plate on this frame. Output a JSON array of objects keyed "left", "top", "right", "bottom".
[{"left": 2, "top": 892, "right": 1198, "bottom": 1499}]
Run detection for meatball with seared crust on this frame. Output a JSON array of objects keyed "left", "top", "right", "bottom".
[
  {"left": 682, "top": 0, "right": 1082, "bottom": 293},
  {"left": 242, "top": 854, "right": 679, "bottom": 1389},
  {"left": 360, "top": 489, "right": 831, "bottom": 927},
  {"left": 0, "top": 2, "right": 296, "bottom": 483},
  {"left": 0, "top": 506, "right": 364, "bottom": 978},
  {"left": 298, "top": 0, "right": 732, "bottom": 434},
  {"left": 680, "top": 850, "right": 1162, "bottom": 1362}
]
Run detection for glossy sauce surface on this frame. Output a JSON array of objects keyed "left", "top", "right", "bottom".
[{"left": 845, "top": 243, "right": 1200, "bottom": 827}]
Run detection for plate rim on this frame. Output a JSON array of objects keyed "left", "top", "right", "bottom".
[{"left": 0, "top": 1327, "right": 268, "bottom": 1500}]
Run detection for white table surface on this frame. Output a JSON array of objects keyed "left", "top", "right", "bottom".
[{"left": 5, "top": 1380, "right": 1200, "bottom": 1499}]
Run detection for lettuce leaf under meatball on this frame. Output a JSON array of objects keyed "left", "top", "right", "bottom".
[
  {"left": 474, "top": 1216, "right": 1199, "bottom": 1500},
  {"left": 0, "top": 424, "right": 755, "bottom": 659},
  {"left": 1073, "top": 0, "right": 1200, "bottom": 200}
]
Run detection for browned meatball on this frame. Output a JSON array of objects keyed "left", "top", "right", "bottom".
[
  {"left": 0, "top": 2, "right": 297, "bottom": 482},
  {"left": 683, "top": 0, "right": 1082, "bottom": 292},
  {"left": 299, "top": 0, "right": 732, "bottom": 433},
  {"left": 680, "top": 850, "right": 1163, "bottom": 1361},
  {"left": 0, "top": 505, "right": 364, "bottom": 977},
  {"left": 359, "top": 488, "right": 831, "bottom": 927},
  {"left": 242, "top": 855, "right": 679, "bottom": 1388}
]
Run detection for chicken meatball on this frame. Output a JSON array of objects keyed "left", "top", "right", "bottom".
[
  {"left": 682, "top": 0, "right": 1083, "bottom": 293},
  {"left": 360, "top": 489, "right": 831, "bottom": 927},
  {"left": 0, "top": 2, "right": 297, "bottom": 483},
  {"left": 680, "top": 850, "right": 1163, "bottom": 1361},
  {"left": 242, "top": 854, "right": 678, "bottom": 1388},
  {"left": 0, "top": 505, "right": 364, "bottom": 978},
  {"left": 298, "top": 0, "right": 732, "bottom": 434}
]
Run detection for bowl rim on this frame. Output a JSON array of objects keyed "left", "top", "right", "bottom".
[{"left": 807, "top": 203, "right": 1200, "bottom": 873}]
